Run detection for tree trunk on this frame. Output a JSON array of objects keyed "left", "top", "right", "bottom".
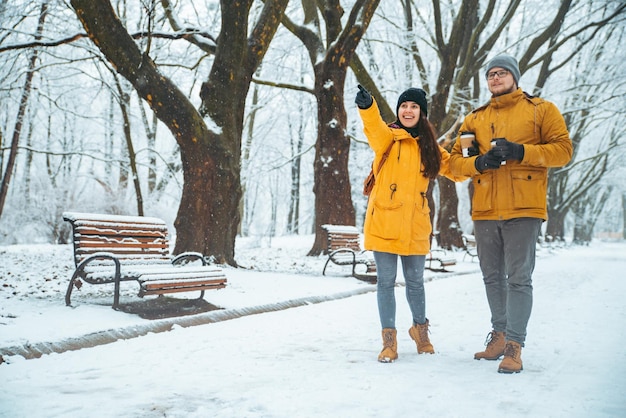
[
  {"left": 573, "top": 187, "right": 611, "bottom": 245},
  {"left": 545, "top": 208, "right": 566, "bottom": 241},
  {"left": 287, "top": 109, "right": 304, "bottom": 234},
  {"left": 71, "top": 0, "right": 288, "bottom": 265},
  {"left": 240, "top": 79, "right": 260, "bottom": 237},
  {"left": 283, "top": 0, "right": 381, "bottom": 256},
  {"left": 114, "top": 78, "right": 144, "bottom": 216},
  {"left": 309, "top": 63, "right": 355, "bottom": 255},
  {"left": 193, "top": 0, "right": 289, "bottom": 262},
  {"left": 23, "top": 114, "right": 35, "bottom": 203},
  {"left": 623, "top": 192, "right": 626, "bottom": 240},
  {"left": 436, "top": 177, "right": 464, "bottom": 249},
  {"left": 137, "top": 93, "right": 158, "bottom": 194}
]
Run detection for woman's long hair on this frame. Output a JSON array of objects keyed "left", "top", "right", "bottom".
[{"left": 417, "top": 112, "right": 441, "bottom": 179}]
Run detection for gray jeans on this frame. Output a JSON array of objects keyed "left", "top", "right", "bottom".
[
  {"left": 373, "top": 251, "right": 426, "bottom": 330},
  {"left": 474, "top": 218, "right": 542, "bottom": 346}
]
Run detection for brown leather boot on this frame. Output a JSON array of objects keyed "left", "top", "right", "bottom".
[
  {"left": 408, "top": 319, "right": 435, "bottom": 354},
  {"left": 474, "top": 330, "right": 506, "bottom": 360},
  {"left": 498, "top": 341, "right": 523, "bottom": 373},
  {"left": 378, "top": 328, "right": 398, "bottom": 363}
]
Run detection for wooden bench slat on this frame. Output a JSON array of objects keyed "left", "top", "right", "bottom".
[
  {"left": 329, "top": 240, "right": 360, "bottom": 246},
  {"left": 74, "top": 246, "right": 169, "bottom": 254},
  {"left": 75, "top": 233, "right": 166, "bottom": 240},
  {"left": 130, "top": 265, "right": 221, "bottom": 273},
  {"left": 68, "top": 214, "right": 167, "bottom": 225},
  {"left": 141, "top": 277, "right": 227, "bottom": 289},
  {"left": 75, "top": 248, "right": 168, "bottom": 254},
  {"left": 74, "top": 227, "right": 167, "bottom": 237},
  {"left": 74, "top": 241, "right": 168, "bottom": 249},
  {"left": 139, "top": 283, "right": 226, "bottom": 296},
  {"left": 83, "top": 264, "right": 219, "bottom": 280},
  {"left": 80, "top": 257, "right": 171, "bottom": 266},
  {"left": 76, "top": 255, "right": 171, "bottom": 265},
  {"left": 139, "top": 270, "right": 225, "bottom": 281}
]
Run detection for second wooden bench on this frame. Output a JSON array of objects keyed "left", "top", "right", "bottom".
[{"left": 321, "top": 224, "right": 377, "bottom": 283}]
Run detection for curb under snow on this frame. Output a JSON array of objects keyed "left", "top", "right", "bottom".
[{"left": 0, "top": 286, "right": 377, "bottom": 361}]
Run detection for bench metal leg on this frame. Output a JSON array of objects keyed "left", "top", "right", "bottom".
[
  {"left": 112, "top": 263, "right": 122, "bottom": 310},
  {"left": 322, "top": 258, "right": 332, "bottom": 275},
  {"left": 113, "top": 280, "right": 120, "bottom": 310},
  {"left": 65, "top": 271, "right": 82, "bottom": 306}
]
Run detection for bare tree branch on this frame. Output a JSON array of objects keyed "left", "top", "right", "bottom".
[{"left": 0, "top": 29, "right": 216, "bottom": 53}]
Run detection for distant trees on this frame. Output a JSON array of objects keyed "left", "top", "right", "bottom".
[
  {"left": 373, "top": 0, "right": 626, "bottom": 247},
  {"left": 0, "top": 3, "right": 48, "bottom": 219},
  {"left": 0, "top": 0, "right": 625, "bottom": 252},
  {"left": 543, "top": 5, "right": 626, "bottom": 242}
]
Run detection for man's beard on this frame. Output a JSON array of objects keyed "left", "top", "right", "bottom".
[{"left": 492, "top": 84, "right": 517, "bottom": 97}]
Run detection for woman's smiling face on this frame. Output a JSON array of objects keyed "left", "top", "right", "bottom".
[{"left": 398, "top": 101, "right": 420, "bottom": 128}]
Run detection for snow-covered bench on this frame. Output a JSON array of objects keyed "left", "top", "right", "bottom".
[
  {"left": 63, "top": 212, "right": 227, "bottom": 309},
  {"left": 321, "top": 224, "right": 377, "bottom": 283},
  {"left": 426, "top": 249, "right": 457, "bottom": 272},
  {"left": 462, "top": 234, "right": 478, "bottom": 262}
]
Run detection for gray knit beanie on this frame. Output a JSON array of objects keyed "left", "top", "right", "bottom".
[{"left": 485, "top": 54, "right": 520, "bottom": 85}]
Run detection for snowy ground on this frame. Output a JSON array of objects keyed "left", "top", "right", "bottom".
[{"left": 1, "top": 236, "right": 625, "bottom": 417}]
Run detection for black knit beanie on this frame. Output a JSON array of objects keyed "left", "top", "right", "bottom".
[{"left": 396, "top": 88, "right": 428, "bottom": 117}]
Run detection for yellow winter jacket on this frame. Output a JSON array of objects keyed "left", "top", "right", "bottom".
[
  {"left": 450, "top": 88, "right": 573, "bottom": 221},
  {"left": 359, "top": 100, "right": 467, "bottom": 256}
]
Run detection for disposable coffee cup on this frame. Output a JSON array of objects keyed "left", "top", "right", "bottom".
[
  {"left": 460, "top": 132, "right": 475, "bottom": 158},
  {"left": 491, "top": 139, "right": 507, "bottom": 165}
]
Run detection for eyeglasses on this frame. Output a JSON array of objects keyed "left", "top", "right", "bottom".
[{"left": 486, "top": 70, "right": 509, "bottom": 80}]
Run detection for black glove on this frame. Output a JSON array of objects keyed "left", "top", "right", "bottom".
[
  {"left": 355, "top": 84, "right": 373, "bottom": 109},
  {"left": 466, "top": 140, "right": 479, "bottom": 157},
  {"left": 475, "top": 149, "right": 502, "bottom": 172},
  {"left": 491, "top": 138, "right": 524, "bottom": 161}
]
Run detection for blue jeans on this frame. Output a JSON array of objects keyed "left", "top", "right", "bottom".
[
  {"left": 373, "top": 251, "right": 427, "bottom": 329},
  {"left": 474, "top": 218, "right": 542, "bottom": 346}
]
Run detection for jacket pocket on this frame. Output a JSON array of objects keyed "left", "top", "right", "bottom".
[
  {"left": 370, "top": 199, "right": 404, "bottom": 239},
  {"left": 511, "top": 168, "right": 546, "bottom": 209},
  {"left": 472, "top": 172, "right": 494, "bottom": 214},
  {"left": 412, "top": 203, "right": 432, "bottom": 241}
]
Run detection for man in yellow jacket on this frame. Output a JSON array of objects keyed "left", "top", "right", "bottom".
[{"left": 450, "top": 54, "right": 573, "bottom": 373}]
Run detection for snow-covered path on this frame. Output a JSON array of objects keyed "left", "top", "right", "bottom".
[{"left": 1, "top": 241, "right": 625, "bottom": 417}]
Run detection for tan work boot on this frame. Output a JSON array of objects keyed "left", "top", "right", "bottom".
[
  {"left": 498, "top": 341, "right": 523, "bottom": 373},
  {"left": 408, "top": 319, "right": 435, "bottom": 354},
  {"left": 474, "top": 330, "right": 506, "bottom": 360},
  {"left": 378, "top": 328, "right": 398, "bottom": 363}
]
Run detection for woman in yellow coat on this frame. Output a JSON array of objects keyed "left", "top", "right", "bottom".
[{"left": 355, "top": 86, "right": 466, "bottom": 362}]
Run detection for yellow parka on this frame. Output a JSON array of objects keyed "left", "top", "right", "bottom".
[
  {"left": 450, "top": 88, "right": 573, "bottom": 221},
  {"left": 360, "top": 99, "right": 467, "bottom": 256}
]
